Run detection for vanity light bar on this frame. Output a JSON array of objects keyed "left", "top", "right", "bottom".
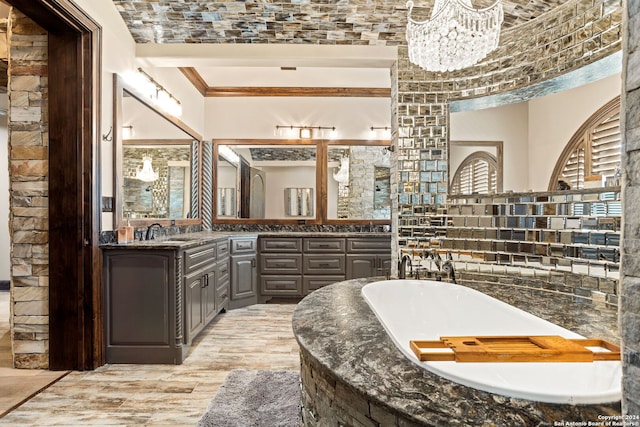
[
  {"left": 275, "top": 125, "right": 336, "bottom": 139},
  {"left": 218, "top": 145, "right": 240, "bottom": 165},
  {"left": 124, "top": 68, "right": 183, "bottom": 117}
]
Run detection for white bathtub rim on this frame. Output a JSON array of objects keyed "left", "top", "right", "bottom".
[{"left": 361, "top": 279, "right": 622, "bottom": 405}]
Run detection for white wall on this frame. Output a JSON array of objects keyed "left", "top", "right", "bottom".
[
  {"left": 528, "top": 73, "right": 622, "bottom": 190},
  {"left": 0, "top": 94, "right": 8, "bottom": 281},
  {"left": 204, "top": 97, "right": 391, "bottom": 140},
  {"left": 261, "top": 165, "right": 316, "bottom": 218},
  {"left": 450, "top": 73, "right": 622, "bottom": 192},
  {"left": 71, "top": 0, "right": 205, "bottom": 231},
  {"left": 450, "top": 101, "right": 529, "bottom": 192}
]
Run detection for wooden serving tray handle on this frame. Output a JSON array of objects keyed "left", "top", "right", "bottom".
[{"left": 410, "top": 335, "right": 621, "bottom": 363}]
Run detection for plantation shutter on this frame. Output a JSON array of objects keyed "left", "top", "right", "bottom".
[
  {"left": 590, "top": 111, "right": 621, "bottom": 180},
  {"left": 451, "top": 153, "right": 498, "bottom": 195},
  {"left": 552, "top": 97, "right": 621, "bottom": 190}
]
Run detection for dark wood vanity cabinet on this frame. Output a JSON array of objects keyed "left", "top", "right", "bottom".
[
  {"left": 184, "top": 242, "right": 228, "bottom": 345},
  {"left": 104, "top": 248, "right": 187, "bottom": 364},
  {"left": 103, "top": 237, "right": 230, "bottom": 364},
  {"left": 259, "top": 235, "right": 390, "bottom": 299},
  {"left": 229, "top": 236, "right": 258, "bottom": 309},
  {"left": 346, "top": 237, "right": 393, "bottom": 279}
]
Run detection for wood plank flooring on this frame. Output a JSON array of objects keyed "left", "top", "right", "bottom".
[{"left": 0, "top": 303, "right": 300, "bottom": 426}]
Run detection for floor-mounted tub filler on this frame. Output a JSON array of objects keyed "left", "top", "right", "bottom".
[{"left": 361, "top": 280, "right": 621, "bottom": 404}]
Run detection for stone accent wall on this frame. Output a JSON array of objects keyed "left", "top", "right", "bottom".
[
  {"left": 8, "top": 9, "right": 49, "bottom": 369},
  {"left": 346, "top": 146, "right": 390, "bottom": 219},
  {"left": 621, "top": 0, "right": 640, "bottom": 416}
]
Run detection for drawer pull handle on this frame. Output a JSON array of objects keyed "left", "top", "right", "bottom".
[
  {"left": 319, "top": 263, "right": 331, "bottom": 268},
  {"left": 275, "top": 264, "right": 288, "bottom": 268}
]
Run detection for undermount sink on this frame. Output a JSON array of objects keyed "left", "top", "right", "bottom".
[{"left": 158, "top": 236, "right": 196, "bottom": 242}]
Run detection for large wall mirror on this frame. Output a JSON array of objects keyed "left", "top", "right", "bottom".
[
  {"left": 113, "top": 74, "right": 204, "bottom": 228},
  {"left": 449, "top": 141, "right": 503, "bottom": 195},
  {"left": 214, "top": 140, "right": 391, "bottom": 224},
  {"left": 327, "top": 143, "right": 391, "bottom": 220}
]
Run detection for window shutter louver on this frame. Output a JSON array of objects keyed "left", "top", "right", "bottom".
[{"left": 551, "top": 97, "right": 620, "bottom": 190}]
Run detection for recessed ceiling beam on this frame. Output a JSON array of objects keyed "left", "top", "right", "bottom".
[{"left": 180, "top": 67, "right": 390, "bottom": 98}]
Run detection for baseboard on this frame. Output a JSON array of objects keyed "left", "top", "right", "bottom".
[{"left": 0, "top": 280, "right": 9, "bottom": 291}]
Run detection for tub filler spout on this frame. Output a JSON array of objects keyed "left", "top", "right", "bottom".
[{"left": 398, "top": 254, "right": 412, "bottom": 279}]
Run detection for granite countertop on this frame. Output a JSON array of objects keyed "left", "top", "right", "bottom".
[
  {"left": 100, "top": 230, "right": 391, "bottom": 250},
  {"left": 292, "top": 278, "right": 621, "bottom": 426}
]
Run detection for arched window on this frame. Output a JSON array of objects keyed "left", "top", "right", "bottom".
[
  {"left": 451, "top": 151, "right": 498, "bottom": 195},
  {"left": 548, "top": 96, "right": 621, "bottom": 190}
]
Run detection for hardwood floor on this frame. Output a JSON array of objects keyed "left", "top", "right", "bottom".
[{"left": 0, "top": 303, "right": 301, "bottom": 426}]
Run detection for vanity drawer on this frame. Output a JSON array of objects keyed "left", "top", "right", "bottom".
[
  {"left": 184, "top": 243, "right": 216, "bottom": 273},
  {"left": 303, "top": 255, "right": 346, "bottom": 275},
  {"left": 260, "top": 276, "right": 303, "bottom": 296},
  {"left": 346, "top": 238, "right": 391, "bottom": 253},
  {"left": 303, "top": 238, "right": 345, "bottom": 253},
  {"left": 260, "top": 254, "right": 303, "bottom": 274},
  {"left": 216, "top": 260, "right": 230, "bottom": 282},
  {"left": 260, "top": 237, "right": 302, "bottom": 253},
  {"left": 231, "top": 237, "right": 257, "bottom": 254},
  {"left": 303, "top": 276, "right": 345, "bottom": 295},
  {"left": 217, "top": 239, "right": 230, "bottom": 259}
]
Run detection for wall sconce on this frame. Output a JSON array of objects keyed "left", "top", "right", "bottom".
[
  {"left": 383, "top": 145, "right": 395, "bottom": 155},
  {"left": 276, "top": 125, "right": 336, "bottom": 139},
  {"left": 122, "top": 125, "right": 134, "bottom": 139},
  {"left": 123, "top": 68, "right": 183, "bottom": 117},
  {"left": 370, "top": 126, "right": 391, "bottom": 139}
]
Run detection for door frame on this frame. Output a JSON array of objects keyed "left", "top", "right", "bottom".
[{"left": 5, "top": 0, "right": 103, "bottom": 370}]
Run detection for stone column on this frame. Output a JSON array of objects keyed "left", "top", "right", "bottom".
[
  {"left": 8, "top": 9, "right": 49, "bottom": 369},
  {"left": 621, "top": 0, "right": 640, "bottom": 415}
]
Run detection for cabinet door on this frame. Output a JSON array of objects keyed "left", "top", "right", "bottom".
[
  {"left": 379, "top": 255, "right": 393, "bottom": 275},
  {"left": 231, "top": 253, "right": 257, "bottom": 300},
  {"left": 203, "top": 268, "right": 217, "bottom": 323},
  {"left": 346, "top": 255, "right": 376, "bottom": 279},
  {"left": 185, "top": 273, "right": 205, "bottom": 342}
]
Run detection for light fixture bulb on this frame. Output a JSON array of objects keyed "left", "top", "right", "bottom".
[{"left": 300, "top": 128, "right": 312, "bottom": 139}]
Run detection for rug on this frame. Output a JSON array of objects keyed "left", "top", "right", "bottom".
[{"left": 197, "top": 369, "right": 301, "bottom": 427}]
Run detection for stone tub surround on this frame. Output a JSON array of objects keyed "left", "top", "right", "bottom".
[{"left": 293, "top": 278, "right": 620, "bottom": 426}]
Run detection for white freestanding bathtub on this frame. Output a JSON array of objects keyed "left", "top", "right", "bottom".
[{"left": 361, "top": 280, "right": 621, "bottom": 404}]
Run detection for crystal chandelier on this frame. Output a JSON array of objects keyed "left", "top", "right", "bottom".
[
  {"left": 406, "top": 0, "right": 504, "bottom": 72},
  {"left": 332, "top": 157, "right": 350, "bottom": 183},
  {"left": 136, "top": 155, "right": 159, "bottom": 182}
]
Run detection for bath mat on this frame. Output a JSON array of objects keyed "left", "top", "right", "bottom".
[{"left": 196, "top": 369, "right": 301, "bottom": 427}]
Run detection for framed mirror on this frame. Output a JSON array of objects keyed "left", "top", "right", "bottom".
[
  {"left": 113, "top": 74, "right": 204, "bottom": 228},
  {"left": 449, "top": 141, "right": 503, "bottom": 195},
  {"left": 213, "top": 139, "right": 392, "bottom": 225},
  {"left": 327, "top": 143, "right": 392, "bottom": 220},
  {"left": 214, "top": 141, "right": 318, "bottom": 221}
]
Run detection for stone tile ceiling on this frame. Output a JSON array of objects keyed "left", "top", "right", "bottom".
[{"left": 112, "top": 0, "right": 566, "bottom": 45}]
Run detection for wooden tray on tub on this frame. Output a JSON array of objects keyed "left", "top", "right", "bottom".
[{"left": 409, "top": 335, "right": 620, "bottom": 362}]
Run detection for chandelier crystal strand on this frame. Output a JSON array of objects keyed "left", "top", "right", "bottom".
[{"left": 406, "top": 0, "right": 504, "bottom": 72}]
